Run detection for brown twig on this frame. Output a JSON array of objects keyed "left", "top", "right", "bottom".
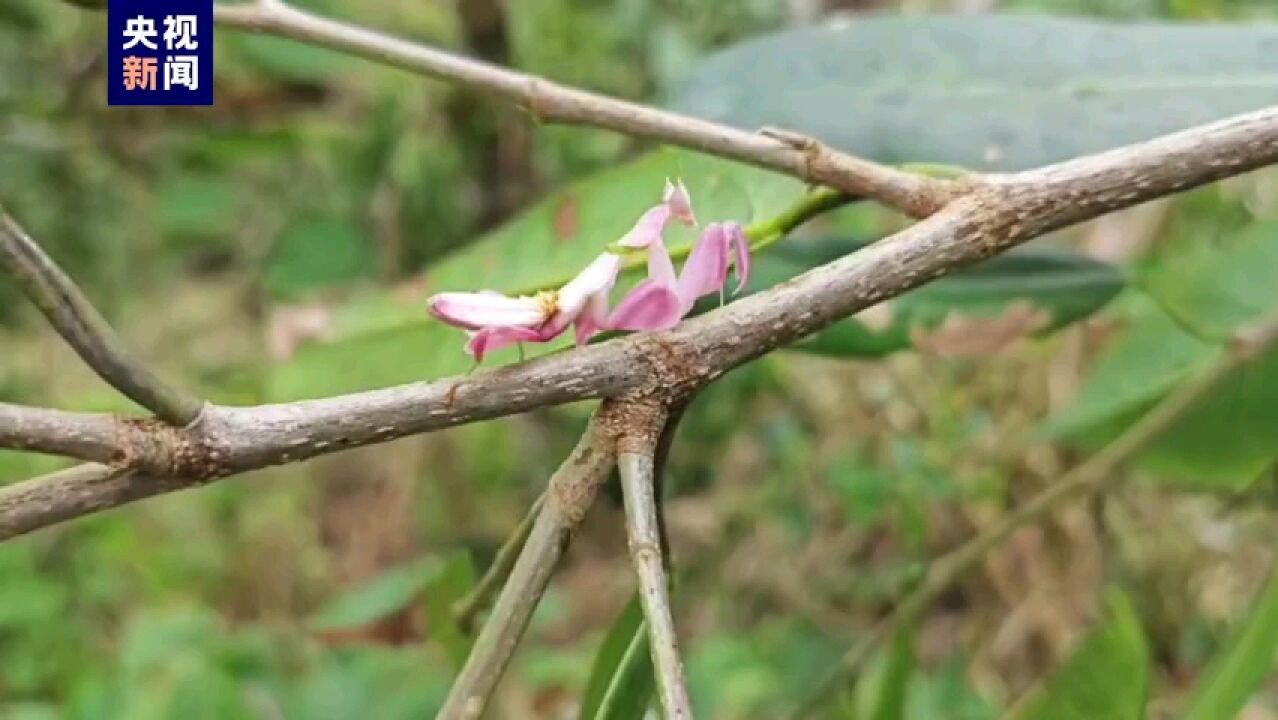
[
  {"left": 210, "top": 1, "right": 950, "bottom": 218},
  {"left": 437, "top": 409, "right": 619, "bottom": 720},
  {"left": 787, "top": 311, "right": 1278, "bottom": 718},
  {"left": 0, "top": 210, "right": 204, "bottom": 425}
]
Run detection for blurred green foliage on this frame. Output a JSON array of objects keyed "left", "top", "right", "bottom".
[
  {"left": 4, "top": 0, "right": 1278, "bottom": 717},
  {"left": 1013, "top": 592, "right": 1149, "bottom": 720}
]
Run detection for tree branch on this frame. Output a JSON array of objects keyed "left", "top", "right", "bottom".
[
  {"left": 0, "top": 463, "right": 152, "bottom": 538},
  {"left": 788, "top": 310, "right": 1278, "bottom": 718},
  {"left": 0, "top": 402, "right": 119, "bottom": 463},
  {"left": 210, "top": 1, "right": 948, "bottom": 217},
  {"left": 452, "top": 492, "right": 545, "bottom": 632},
  {"left": 0, "top": 209, "right": 205, "bottom": 425},
  {"left": 617, "top": 403, "right": 693, "bottom": 720},
  {"left": 2, "top": 106, "right": 1278, "bottom": 538},
  {"left": 438, "top": 409, "right": 619, "bottom": 720}
]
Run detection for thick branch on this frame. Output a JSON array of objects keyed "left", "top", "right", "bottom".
[
  {"left": 0, "top": 402, "right": 119, "bottom": 463},
  {"left": 438, "top": 409, "right": 619, "bottom": 720},
  {"left": 211, "top": 1, "right": 947, "bottom": 217},
  {"left": 3, "top": 107, "right": 1278, "bottom": 538},
  {"left": 0, "top": 210, "right": 204, "bottom": 425},
  {"left": 789, "top": 311, "right": 1278, "bottom": 717},
  {"left": 0, "top": 464, "right": 148, "bottom": 538}
]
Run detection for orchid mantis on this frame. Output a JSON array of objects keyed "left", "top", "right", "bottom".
[{"left": 428, "top": 180, "right": 750, "bottom": 361}]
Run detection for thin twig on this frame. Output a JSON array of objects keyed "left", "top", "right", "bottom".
[
  {"left": 0, "top": 210, "right": 204, "bottom": 425},
  {"left": 210, "top": 1, "right": 949, "bottom": 217},
  {"left": 438, "top": 411, "right": 619, "bottom": 720},
  {"left": 788, "top": 312, "right": 1278, "bottom": 718},
  {"left": 620, "top": 444, "right": 693, "bottom": 719},
  {"left": 452, "top": 492, "right": 545, "bottom": 632}
]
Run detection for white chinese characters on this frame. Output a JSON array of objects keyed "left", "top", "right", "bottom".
[
  {"left": 164, "top": 56, "right": 199, "bottom": 91},
  {"left": 163, "top": 15, "right": 199, "bottom": 51},
  {"left": 120, "top": 14, "right": 201, "bottom": 94},
  {"left": 122, "top": 16, "right": 157, "bottom": 50}
]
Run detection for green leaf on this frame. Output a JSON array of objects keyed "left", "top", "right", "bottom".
[
  {"left": 422, "top": 551, "right": 476, "bottom": 670},
  {"left": 578, "top": 594, "right": 654, "bottom": 720},
  {"left": 308, "top": 558, "right": 441, "bottom": 632},
  {"left": 855, "top": 625, "right": 915, "bottom": 720},
  {"left": 719, "top": 236, "right": 1123, "bottom": 358},
  {"left": 265, "top": 217, "right": 377, "bottom": 301},
  {"left": 1046, "top": 299, "right": 1216, "bottom": 437},
  {"left": 1050, "top": 223, "right": 1278, "bottom": 491},
  {"left": 267, "top": 148, "right": 805, "bottom": 400},
  {"left": 1140, "top": 221, "right": 1278, "bottom": 339},
  {"left": 1014, "top": 591, "right": 1149, "bottom": 720},
  {"left": 1183, "top": 561, "right": 1278, "bottom": 720},
  {"left": 156, "top": 173, "right": 238, "bottom": 239},
  {"left": 674, "top": 15, "right": 1278, "bottom": 170},
  {"left": 904, "top": 654, "right": 998, "bottom": 720}
]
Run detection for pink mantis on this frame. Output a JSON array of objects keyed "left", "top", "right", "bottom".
[{"left": 428, "top": 180, "right": 750, "bottom": 361}]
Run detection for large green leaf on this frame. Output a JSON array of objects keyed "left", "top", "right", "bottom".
[
  {"left": 578, "top": 594, "right": 654, "bottom": 720},
  {"left": 1183, "top": 561, "right": 1278, "bottom": 720},
  {"left": 674, "top": 15, "right": 1278, "bottom": 171},
  {"left": 1050, "top": 224, "right": 1278, "bottom": 490},
  {"left": 719, "top": 236, "right": 1123, "bottom": 358},
  {"left": 268, "top": 148, "right": 805, "bottom": 400},
  {"left": 1014, "top": 591, "right": 1149, "bottom": 720}
]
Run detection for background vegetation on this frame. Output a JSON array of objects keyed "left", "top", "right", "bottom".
[{"left": 3, "top": 0, "right": 1278, "bottom": 717}]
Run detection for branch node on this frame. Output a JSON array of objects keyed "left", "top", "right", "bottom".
[
  {"left": 1230, "top": 318, "right": 1278, "bottom": 361},
  {"left": 759, "top": 125, "right": 822, "bottom": 184},
  {"left": 523, "top": 78, "right": 551, "bottom": 124},
  {"left": 111, "top": 416, "right": 223, "bottom": 481},
  {"left": 597, "top": 396, "right": 667, "bottom": 454},
  {"left": 761, "top": 126, "right": 956, "bottom": 218}
]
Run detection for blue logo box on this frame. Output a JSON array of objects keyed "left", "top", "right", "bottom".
[{"left": 107, "top": 0, "right": 213, "bottom": 106}]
